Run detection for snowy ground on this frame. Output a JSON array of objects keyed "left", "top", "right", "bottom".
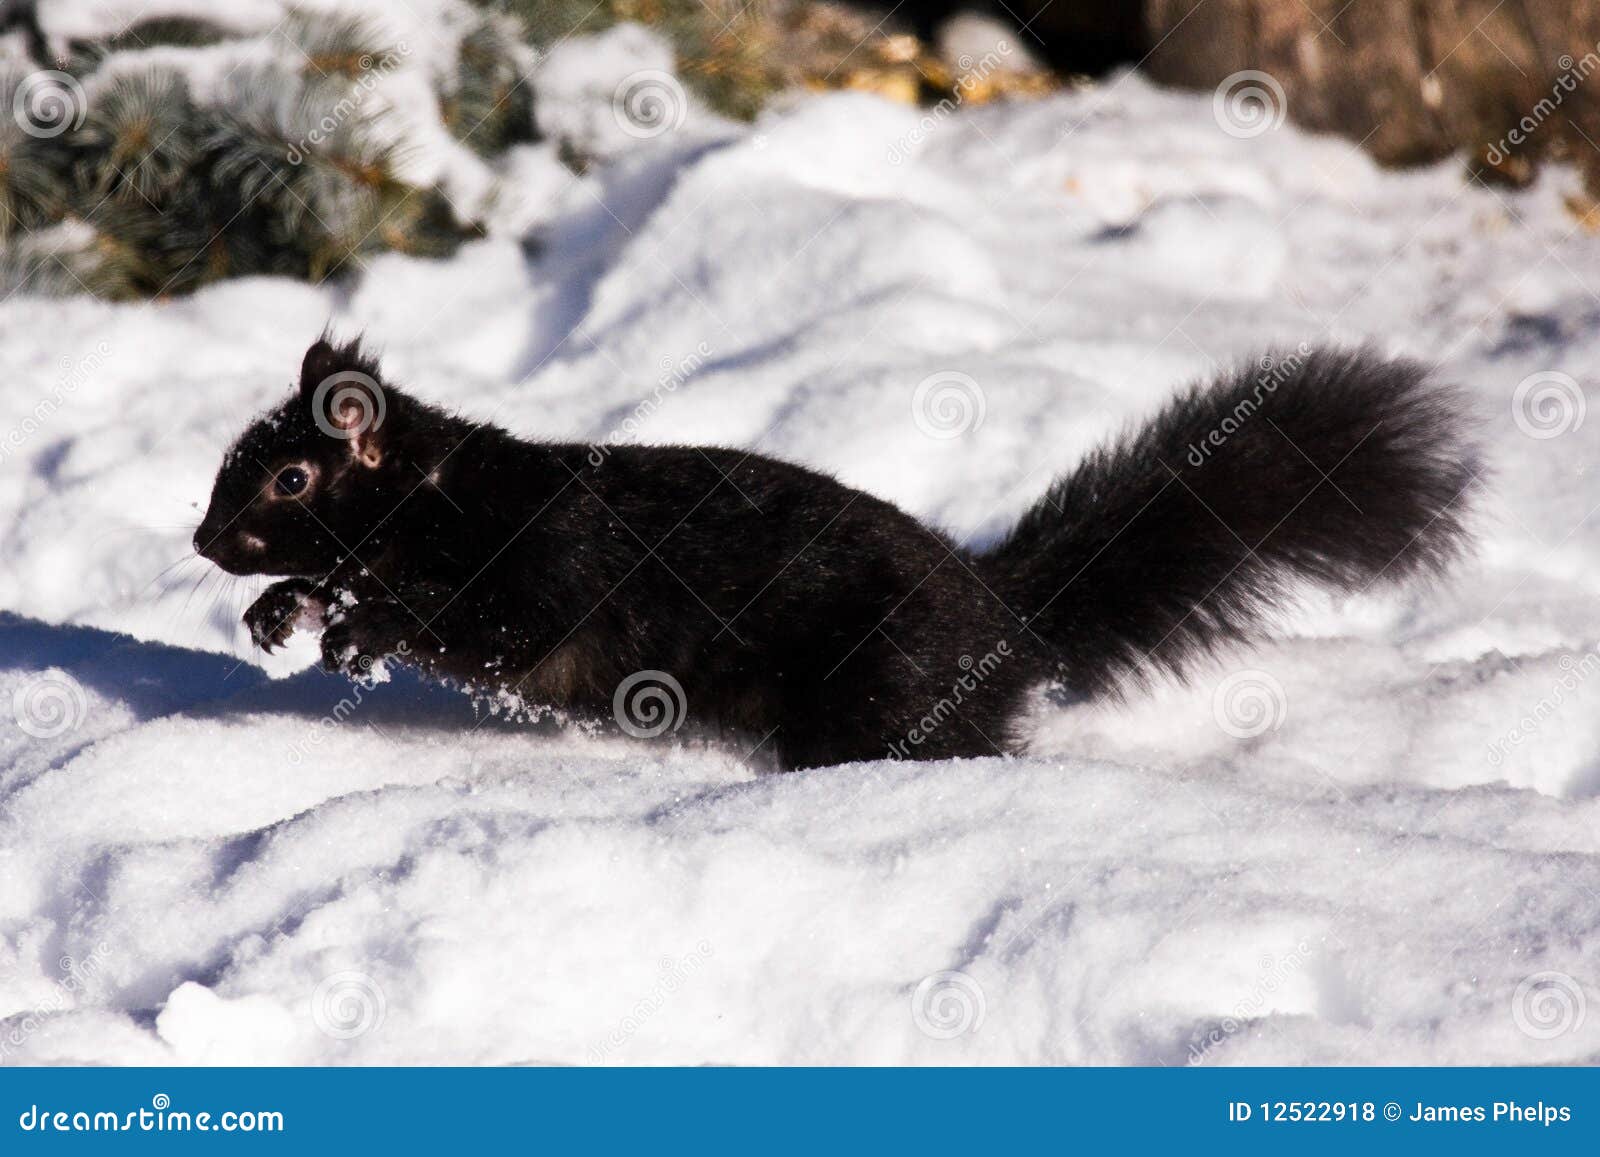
[{"left": 4, "top": 49, "right": 1600, "bottom": 1064}]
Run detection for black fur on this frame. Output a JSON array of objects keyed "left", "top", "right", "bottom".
[
  {"left": 983, "top": 346, "right": 1480, "bottom": 698},
  {"left": 195, "top": 338, "right": 1478, "bottom": 770}
]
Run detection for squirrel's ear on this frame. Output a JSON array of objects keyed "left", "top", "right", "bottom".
[
  {"left": 299, "top": 340, "right": 341, "bottom": 396},
  {"left": 300, "top": 339, "right": 387, "bottom": 467}
]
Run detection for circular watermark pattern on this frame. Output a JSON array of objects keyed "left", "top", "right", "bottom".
[
  {"left": 1212, "top": 70, "right": 1287, "bottom": 139},
  {"left": 612, "top": 70, "right": 687, "bottom": 140},
  {"left": 13, "top": 70, "right": 87, "bottom": 139},
  {"left": 911, "top": 970, "right": 986, "bottom": 1039},
  {"left": 1511, "top": 371, "right": 1585, "bottom": 439},
  {"left": 13, "top": 671, "right": 87, "bottom": 739},
  {"left": 311, "top": 970, "right": 387, "bottom": 1039},
  {"left": 1212, "top": 668, "right": 1288, "bottom": 739},
  {"left": 613, "top": 669, "right": 687, "bottom": 738},
  {"left": 912, "top": 371, "right": 986, "bottom": 439},
  {"left": 1511, "top": 970, "right": 1586, "bottom": 1040},
  {"left": 310, "top": 371, "right": 386, "bottom": 442}
]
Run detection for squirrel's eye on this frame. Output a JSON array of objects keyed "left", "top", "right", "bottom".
[{"left": 274, "top": 465, "right": 310, "bottom": 497}]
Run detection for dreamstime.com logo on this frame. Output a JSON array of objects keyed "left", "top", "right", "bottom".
[
  {"left": 285, "top": 42, "right": 411, "bottom": 163},
  {"left": 1186, "top": 940, "right": 1315, "bottom": 1064},
  {"left": 589, "top": 941, "right": 714, "bottom": 1060},
  {"left": 911, "top": 969, "right": 985, "bottom": 1039},
  {"left": 12, "top": 69, "right": 86, "bottom": 138},
  {"left": 1212, "top": 668, "right": 1288, "bottom": 739},
  {"left": 912, "top": 370, "right": 986, "bottom": 439},
  {"left": 12, "top": 670, "right": 88, "bottom": 739},
  {"left": 1484, "top": 43, "right": 1600, "bottom": 167},
  {"left": 887, "top": 641, "right": 1011, "bottom": 759},
  {"left": 312, "top": 370, "right": 386, "bottom": 442},
  {"left": 613, "top": 669, "right": 687, "bottom": 738},
  {"left": 1485, "top": 646, "right": 1600, "bottom": 767},
  {"left": 886, "top": 41, "right": 1015, "bottom": 163},
  {"left": 17, "top": 1094, "right": 284, "bottom": 1134},
  {"left": 1511, "top": 971, "right": 1587, "bottom": 1041},
  {"left": 311, "top": 970, "right": 387, "bottom": 1040},
  {"left": 1, "top": 943, "right": 112, "bottom": 1062},
  {"left": 1511, "top": 370, "right": 1585, "bottom": 439},
  {"left": 612, "top": 69, "right": 687, "bottom": 139},
  {"left": 0, "top": 340, "right": 112, "bottom": 467},
  {"left": 1212, "top": 70, "right": 1286, "bottom": 139},
  {"left": 586, "top": 341, "right": 713, "bottom": 467},
  {"left": 1185, "top": 343, "right": 1313, "bottom": 466},
  {"left": 286, "top": 641, "right": 411, "bottom": 765}
]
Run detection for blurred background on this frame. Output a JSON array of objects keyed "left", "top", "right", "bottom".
[{"left": 1, "top": 0, "right": 1592, "bottom": 299}]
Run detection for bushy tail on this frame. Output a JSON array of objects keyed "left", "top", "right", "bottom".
[{"left": 981, "top": 347, "right": 1480, "bottom": 697}]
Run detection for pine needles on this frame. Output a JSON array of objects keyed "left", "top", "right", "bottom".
[
  {"left": 0, "top": 2, "right": 1053, "bottom": 300},
  {"left": 0, "top": 12, "right": 481, "bottom": 300},
  {"left": 443, "top": 15, "right": 541, "bottom": 156}
]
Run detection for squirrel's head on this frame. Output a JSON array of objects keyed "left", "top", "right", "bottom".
[{"left": 194, "top": 335, "right": 409, "bottom": 576}]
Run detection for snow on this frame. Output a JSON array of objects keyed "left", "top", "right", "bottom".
[{"left": 4, "top": 50, "right": 1600, "bottom": 1065}]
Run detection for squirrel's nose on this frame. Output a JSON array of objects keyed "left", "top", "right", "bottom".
[
  {"left": 193, "top": 519, "right": 222, "bottom": 560},
  {"left": 194, "top": 520, "right": 268, "bottom": 575}
]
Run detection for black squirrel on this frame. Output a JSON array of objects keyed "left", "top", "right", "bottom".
[{"left": 195, "top": 336, "right": 1477, "bottom": 769}]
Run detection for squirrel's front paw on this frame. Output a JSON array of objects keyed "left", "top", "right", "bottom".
[
  {"left": 319, "top": 601, "right": 416, "bottom": 682},
  {"left": 244, "top": 579, "right": 327, "bottom": 653}
]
